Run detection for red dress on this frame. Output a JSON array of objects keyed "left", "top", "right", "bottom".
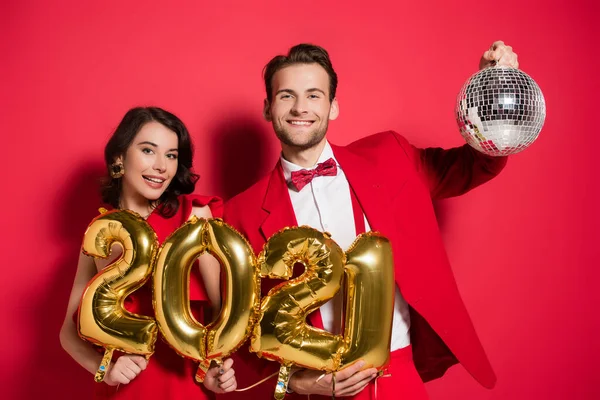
[{"left": 91, "top": 195, "right": 224, "bottom": 400}]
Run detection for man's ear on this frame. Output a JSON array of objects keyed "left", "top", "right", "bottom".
[
  {"left": 328, "top": 98, "right": 339, "bottom": 121},
  {"left": 263, "top": 99, "right": 272, "bottom": 122}
]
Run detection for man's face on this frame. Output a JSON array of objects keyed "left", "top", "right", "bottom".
[{"left": 264, "top": 63, "right": 339, "bottom": 151}]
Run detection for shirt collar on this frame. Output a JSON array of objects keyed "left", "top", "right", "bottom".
[{"left": 280, "top": 141, "right": 338, "bottom": 182}]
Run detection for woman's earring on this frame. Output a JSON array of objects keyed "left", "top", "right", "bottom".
[{"left": 110, "top": 162, "right": 125, "bottom": 178}]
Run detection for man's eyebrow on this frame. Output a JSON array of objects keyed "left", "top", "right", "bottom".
[
  {"left": 275, "top": 88, "right": 327, "bottom": 95},
  {"left": 275, "top": 89, "right": 296, "bottom": 95}
]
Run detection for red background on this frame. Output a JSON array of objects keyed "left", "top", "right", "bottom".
[{"left": 1, "top": 1, "right": 598, "bottom": 399}]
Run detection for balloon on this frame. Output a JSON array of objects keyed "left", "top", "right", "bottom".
[
  {"left": 153, "top": 217, "right": 259, "bottom": 382},
  {"left": 251, "top": 227, "right": 346, "bottom": 397},
  {"left": 152, "top": 217, "right": 207, "bottom": 371},
  {"left": 78, "top": 209, "right": 159, "bottom": 383},
  {"left": 340, "top": 232, "right": 394, "bottom": 370},
  {"left": 78, "top": 208, "right": 394, "bottom": 393},
  {"left": 203, "top": 219, "right": 260, "bottom": 375},
  {"left": 251, "top": 228, "right": 395, "bottom": 398}
]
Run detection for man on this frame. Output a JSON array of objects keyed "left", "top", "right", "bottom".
[{"left": 224, "top": 41, "right": 519, "bottom": 399}]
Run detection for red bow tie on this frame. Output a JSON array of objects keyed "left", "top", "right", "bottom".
[{"left": 290, "top": 158, "right": 338, "bottom": 191}]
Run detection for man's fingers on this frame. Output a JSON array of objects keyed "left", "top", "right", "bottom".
[
  {"left": 334, "top": 361, "right": 366, "bottom": 380},
  {"left": 483, "top": 47, "right": 518, "bottom": 69},
  {"left": 491, "top": 40, "right": 505, "bottom": 51},
  {"left": 337, "top": 379, "right": 371, "bottom": 397},
  {"left": 497, "top": 51, "right": 519, "bottom": 68},
  {"left": 491, "top": 48, "right": 508, "bottom": 62},
  {"left": 335, "top": 368, "right": 377, "bottom": 390}
]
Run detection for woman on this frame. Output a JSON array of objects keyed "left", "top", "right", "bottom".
[{"left": 59, "top": 107, "right": 236, "bottom": 398}]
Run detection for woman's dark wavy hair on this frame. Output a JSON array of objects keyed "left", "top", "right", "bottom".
[{"left": 101, "top": 107, "right": 199, "bottom": 218}]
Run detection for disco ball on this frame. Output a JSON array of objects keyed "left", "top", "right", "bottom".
[{"left": 456, "top": 66, "right": 546, "bottom": 156}]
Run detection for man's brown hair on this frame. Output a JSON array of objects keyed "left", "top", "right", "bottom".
[{"left": 263, "top": 43, "right": 338, "bottom": 102}]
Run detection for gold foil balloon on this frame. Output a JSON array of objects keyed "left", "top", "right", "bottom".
[
  {"left": 340, "top": 232, "right": 394, "bottom": 370},
  {"left": 79, "top": 211, "right": 393, "bottom": 394},
  {"left": 78, "top": 209, "right": 159, "bottom": 383},
  {"left": 153, "top": 217, "right": 259, "bottom": 382},
  {"left": 252, "top": 228, "right": 395, "bottom": 399},
  {"left": 152, "top": 217, "right": 207, "bottom": 372},
  {"left": 203, "top": 219, "right": 260, "bottom": 378},
  {"left": 251, "top": 227, "right": 346, "bottom": 398}
]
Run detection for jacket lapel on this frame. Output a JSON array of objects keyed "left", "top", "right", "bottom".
[
  {"left": 260, "top": 142, "right": 410, "bottom": 243},
  {"left": 259, "top": 161, "right": 298, "bottom": 242},
  {"left": 331, "top": 144, "right": 404, "bottom": 239}
]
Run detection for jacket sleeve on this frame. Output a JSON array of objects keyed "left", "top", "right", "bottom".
[{"left": 391, "top": 132, "right": 508, "bottom": 199}]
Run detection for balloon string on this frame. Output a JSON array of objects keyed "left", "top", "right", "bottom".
[
  {"left": 234, "top": 371, "right": 279, "bottom": 392},
  {"left": 374, "top": 371, "right": 392, "bottom": 400},
  {"left": 332, "top": 371, "right": 336, "bottom": 400}
]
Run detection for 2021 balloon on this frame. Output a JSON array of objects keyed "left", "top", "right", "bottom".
[{"left": 79, "top": 217, "right": 394, "bottom": 397}]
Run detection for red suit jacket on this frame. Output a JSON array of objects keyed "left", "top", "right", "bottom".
[{"left": 224, "top": 131, "right": 506, "bottom": 391}]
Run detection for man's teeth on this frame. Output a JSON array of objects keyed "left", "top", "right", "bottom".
[
  {"left": 144, "top": 177, "right": 164, "bottom": 183},
  {"left": 290, "top": 121, "right": 312, "bottom": 125}
]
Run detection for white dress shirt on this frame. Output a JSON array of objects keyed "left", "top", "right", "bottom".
[{"left": 280, "top": 141, "right": 411, "bottom": 351}]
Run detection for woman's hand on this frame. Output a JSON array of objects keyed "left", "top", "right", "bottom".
[
  {"left": 203, "top": 358, "right": 237, "bottom": 393},
  {"left": 103, "top": 355, "right": 148, "bottom": 386}
]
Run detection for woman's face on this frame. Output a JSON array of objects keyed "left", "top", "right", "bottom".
[{"left": 118, "top": 121, "right": 179, "bottom": 204}]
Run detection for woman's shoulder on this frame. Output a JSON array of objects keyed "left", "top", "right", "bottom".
[{"left": 179, "top": 194, "right": 224, "bottom": 220}]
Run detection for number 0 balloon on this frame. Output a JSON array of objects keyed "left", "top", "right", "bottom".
[{"left": 153, "top": 217, "right": 260, "bottom": 382}]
